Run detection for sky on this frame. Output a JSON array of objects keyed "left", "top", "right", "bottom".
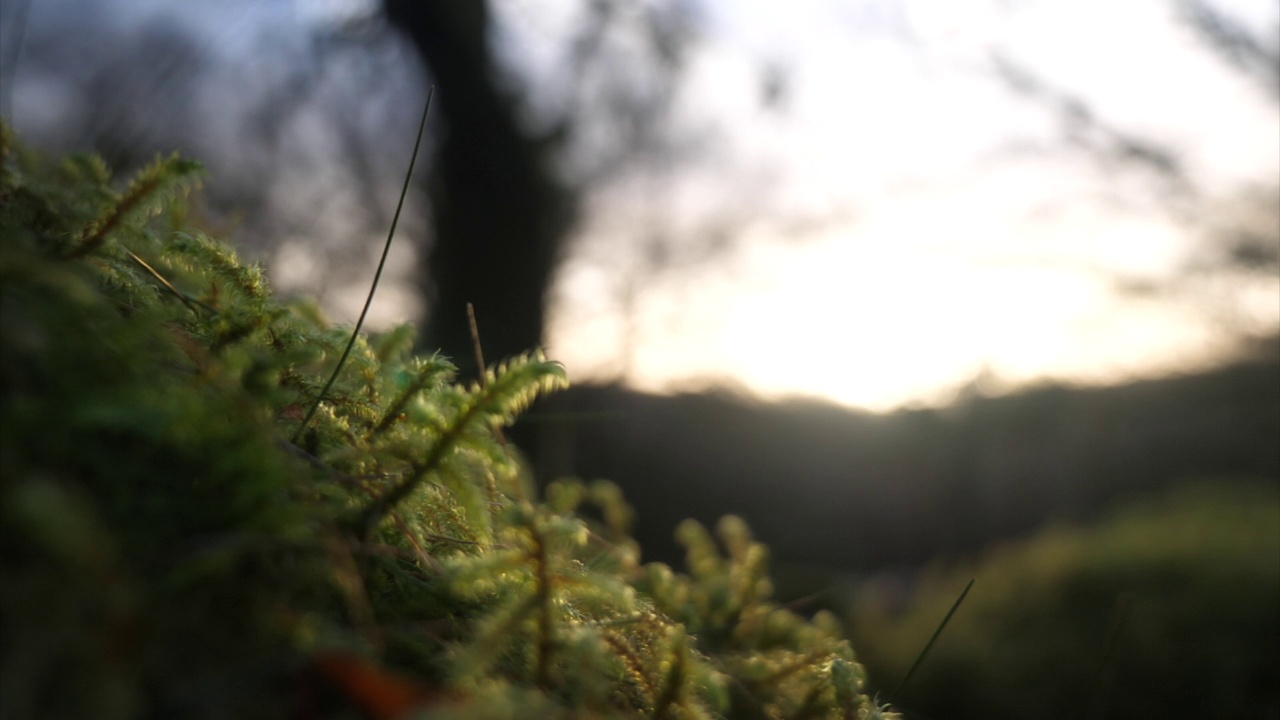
[
  {"left": 4, "top": 0, "right": 1277, "bottom": 412},
  {"left": 535, "top": 0, "right": 1280, "bottom": 409}
]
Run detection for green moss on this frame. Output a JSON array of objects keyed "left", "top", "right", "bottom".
[{"left": 0, "top": 124, "right": 891, "bottom": 720}]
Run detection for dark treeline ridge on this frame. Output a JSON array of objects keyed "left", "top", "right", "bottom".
[{"left": 519, "top": 343, "right": 1280, "bottom": 574}]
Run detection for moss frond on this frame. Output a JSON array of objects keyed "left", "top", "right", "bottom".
[
  {"left": 67, "top": 152, "right": 203, "bottom": 259},
  {"left": 1, "top": 124, "right": 894, "bottom": 720}
]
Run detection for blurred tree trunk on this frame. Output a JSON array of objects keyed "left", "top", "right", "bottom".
[{"left": 383, "top": 0, "right": 576, "bottom": 378}]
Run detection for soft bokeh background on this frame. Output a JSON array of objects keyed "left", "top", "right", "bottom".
[
  {"left": 4, "top": 0, "right": 1276, "bottom": 409},
  {"left": 3, "top": 0, "right": 1277, "bottom": 714}
]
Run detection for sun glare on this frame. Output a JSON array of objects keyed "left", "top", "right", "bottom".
[
  {"left": 543, "top": 0, "right": 1278, "bottom": 412},
  {"left": 548, "top": 174, "right": 1273, "bottom": 413}
]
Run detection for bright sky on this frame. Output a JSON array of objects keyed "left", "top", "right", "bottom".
[
  {"left": 6, "top": 0, "right": 1275, "bottom": 412},
  {"left": 539, "top": 0, "right": 1280, "bottom": 410}
]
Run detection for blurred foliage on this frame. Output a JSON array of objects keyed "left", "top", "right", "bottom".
[
  {"left": 0, "top": 124, "right": 893, "bottom": 720},
  {"left": 528, "top": 344, "right": 1279, "bottom": 572},
  {"left": 849, "top": 479, "right": 1280, "bottom": 720}
]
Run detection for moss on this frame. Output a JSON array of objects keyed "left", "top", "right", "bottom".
[{"left": 0, "top": 124, "right": 892, "bottom": 720}]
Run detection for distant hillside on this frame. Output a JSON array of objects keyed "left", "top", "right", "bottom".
[{"left": 515, "top": 343, "right": 1280, "bottom": 572}]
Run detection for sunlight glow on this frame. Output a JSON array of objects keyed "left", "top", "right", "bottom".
[{"left": 545, "top": 0, "right": 1279, "bottom": 411}]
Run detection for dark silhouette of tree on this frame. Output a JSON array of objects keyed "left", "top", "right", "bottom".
[
  {"left": 1, "top": 0, "right": 740, "bottom": 379},
  {"left": 382, "top": 1, "right": 577, "bottom": 377},
  {"left": 380, "top": 0, "right": 709, "bottom": 378}
]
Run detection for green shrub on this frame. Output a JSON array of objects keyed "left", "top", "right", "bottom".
[
  {"left": 850, "top": 479, "right": 1280, "bottom": 720},
  {"left": 0, "top": 123, "right": 893, "bottom": 720}
]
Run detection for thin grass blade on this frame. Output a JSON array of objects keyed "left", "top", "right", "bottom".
[{"left": 293, "top": 86, "right": 435, "bottom": 444}]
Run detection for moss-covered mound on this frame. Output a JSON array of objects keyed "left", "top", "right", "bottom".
[
  {"left": 0, "top": 124, "right": 894, "bottom": 720},
  {"left": 851, "top": 480, "right": 1280, "bottom": 720}
]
